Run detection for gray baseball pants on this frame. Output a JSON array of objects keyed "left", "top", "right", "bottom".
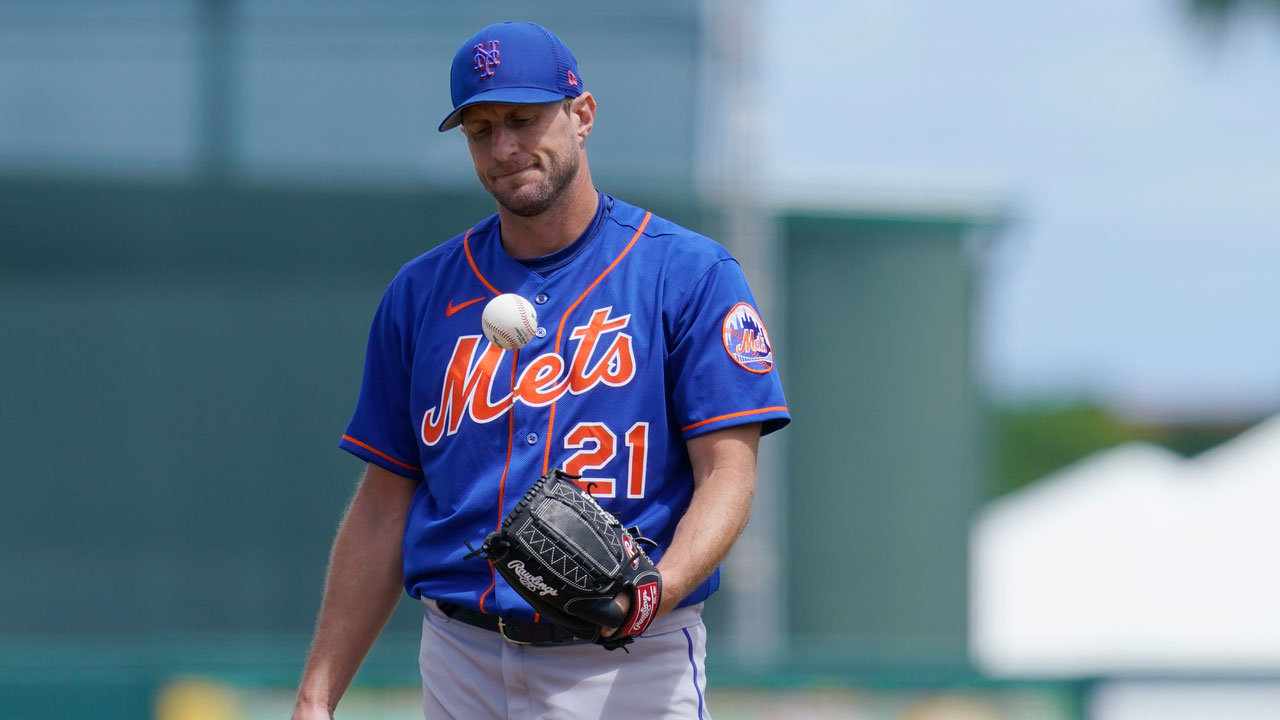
[{"left": 419, "top": 599, "right": 710, "bottom": 719}]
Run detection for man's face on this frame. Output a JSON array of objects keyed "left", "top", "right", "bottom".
[{"left": 460, "top": 100, "right": 581, "bottom": 218}]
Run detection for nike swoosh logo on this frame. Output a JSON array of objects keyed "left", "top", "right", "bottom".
[{"left": 445, "top": 296, "right": 487, "bottom": 317}]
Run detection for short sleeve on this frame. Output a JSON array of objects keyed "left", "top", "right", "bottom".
[
  {"left": 338, "top": 282, "right": 424, "bottom": 480},
  {"left": 667, "top": 259, "right": 790, "bottom": 439}
]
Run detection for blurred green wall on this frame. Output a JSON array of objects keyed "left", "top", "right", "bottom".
[
  {"left": 1, "top": 176, "right": 487, "bottom": 637},
  {"left": 781, "top": 211, "right": 993, "bottom": 673},
  {"left": 0, "top": 175, "right": 715, "bottom": 716}
]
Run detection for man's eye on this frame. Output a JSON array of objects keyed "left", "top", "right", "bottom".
[{"left": 468, "top": 127, "right": 491, "bottom": 138}]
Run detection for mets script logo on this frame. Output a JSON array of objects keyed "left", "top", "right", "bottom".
[
  {"left": 421, "top": 307, "right": 635, "bottom": 446},
  {"left": 722, "top": 302, "right": 774, "bottom": 374},
  {"left": 473, "top": 41, "right": 501, "bottom": 79}
]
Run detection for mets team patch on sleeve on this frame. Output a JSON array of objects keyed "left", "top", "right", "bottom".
[{"left": 722, "top": 302, "right": 774, "bottom": 373}]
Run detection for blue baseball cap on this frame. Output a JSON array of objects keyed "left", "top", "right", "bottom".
[{"left": 438, "top": 22, "right": 584, "bottom": 132}]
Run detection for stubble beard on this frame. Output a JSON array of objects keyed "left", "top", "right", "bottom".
[{"left": 482, "top": 147, "right": 581, "bottom": 218}]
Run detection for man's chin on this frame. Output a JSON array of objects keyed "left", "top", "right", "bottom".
[
  {"left": 493, "top": 187, "right": 556, "bottom": 218},
  {"left": 499, "top": 198, "right": 553, "bottom": 218}
]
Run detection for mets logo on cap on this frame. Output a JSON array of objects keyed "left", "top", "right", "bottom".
[
  {"left": 473, "top": 40, "right": 500, "bottom": 79},
  {"left": 722, "top": 302, "right": 774, "bottom": 373}
]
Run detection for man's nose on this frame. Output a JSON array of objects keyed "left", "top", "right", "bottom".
[{"left": 491, "top": 126, "right": 520, "bottom": 161}]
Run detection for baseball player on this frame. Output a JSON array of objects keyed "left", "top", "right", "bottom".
[{"left": 292, "top": 21, "right": 788, "bottom": 720}]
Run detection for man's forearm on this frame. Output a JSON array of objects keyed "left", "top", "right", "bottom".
[
  {"left": 655, "top": 424, "right": 760, "bottom": 616},
  {"left": 295, "top": 465, "right": 416, "bottom": 714},
  {"left": 655, "top": 468, "right": 753, "bottom": 614}
]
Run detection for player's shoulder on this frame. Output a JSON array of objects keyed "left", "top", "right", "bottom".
[{"left": 606, "top": 196, "right": 735, "bottom": 273}]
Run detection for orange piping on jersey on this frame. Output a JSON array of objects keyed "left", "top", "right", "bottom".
[
  {"left": 680, "top": 406, "right": 789, "bottom": 433},
  {"left": 541, "top": 402, "right": 557, "bottom": 474},
  {"left": 340, "top": 435, "right": 421, "bottom": 472},
  {"left": 478, "top": 578, "right": 496, "bottom": 615},
  {"left": 463, "top": 226, "right": 502, "bottom": 296},
  {"left": 541, "top": 212, "right": 652, "bottom": 473},
  {"left": 480, "top": 347, "right": 522, "bottom": 615}
]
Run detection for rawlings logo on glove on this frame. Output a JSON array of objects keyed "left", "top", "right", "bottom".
[
  {"left": 507, "top": 561, "right": 559, "bottom": 597},
  {"left": 465, "top": 469, "right": 662, "bottom": 650},
  {"left": 623, "top": 582, "right": 659, "bottom": 635}
]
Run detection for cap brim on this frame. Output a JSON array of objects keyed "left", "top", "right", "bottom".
[{"left": 438, "top": 87, "right": 568, "bottom": 132}]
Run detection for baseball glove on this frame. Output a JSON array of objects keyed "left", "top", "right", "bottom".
[{"left": 466, "top": 468, "right": 662, "bottom": 650}]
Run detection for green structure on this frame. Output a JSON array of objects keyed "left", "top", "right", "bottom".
[{"left": 780, "top": 208, "right": 999, "bottom": 673}]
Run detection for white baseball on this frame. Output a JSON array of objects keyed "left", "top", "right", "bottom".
[{"left": 481, "top": 293, "right": 538, "bottom": 350}]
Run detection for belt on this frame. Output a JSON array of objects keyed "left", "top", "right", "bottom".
[{"left": 436, "top": 602, "right": 585, "bottom": 646}]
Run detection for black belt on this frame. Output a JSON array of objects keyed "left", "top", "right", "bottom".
[{"left": 437, "top": 602, "right": 584, "bottom": 645}]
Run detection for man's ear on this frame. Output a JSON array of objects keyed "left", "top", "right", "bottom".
[{"left": 571, "top": 92, "right": 596, "bottom": 141}]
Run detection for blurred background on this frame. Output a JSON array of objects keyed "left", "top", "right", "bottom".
[{"left": 2, "top": 0, "right": 1278, "bottom": 718}]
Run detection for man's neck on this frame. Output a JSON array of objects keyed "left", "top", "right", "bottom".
[{"left": 497, "top": 171, "right": 599, "bottom": 260}]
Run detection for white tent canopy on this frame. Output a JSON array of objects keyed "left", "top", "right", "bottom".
[{"left": 971, "top": 414, "right": 1280, "bottom": 677}]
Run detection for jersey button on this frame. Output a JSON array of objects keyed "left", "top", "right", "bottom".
[
  {"left": 535, "top": 327, "right": 547, "bottom": 338},
  {"left": 534, "top": 293, "right": 549, "bottom": 305},
  {"left": 525, "top": 433, "right": 538, "bottom": 445}
]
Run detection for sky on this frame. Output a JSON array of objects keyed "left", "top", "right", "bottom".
[{"left": 760, "top": 0, "right": 1280, "bottom": 419}]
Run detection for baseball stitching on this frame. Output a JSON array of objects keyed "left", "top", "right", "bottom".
[
  {"left": 517, "top": 299, "right": 536, "bottom": 337},
  {"left": 484, "top": 318, "right": 522, "bottom": 349}
]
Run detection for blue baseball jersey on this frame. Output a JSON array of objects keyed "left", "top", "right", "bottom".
[{"left": 339, "top": 193, "right": 789, "bottom": 622}]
